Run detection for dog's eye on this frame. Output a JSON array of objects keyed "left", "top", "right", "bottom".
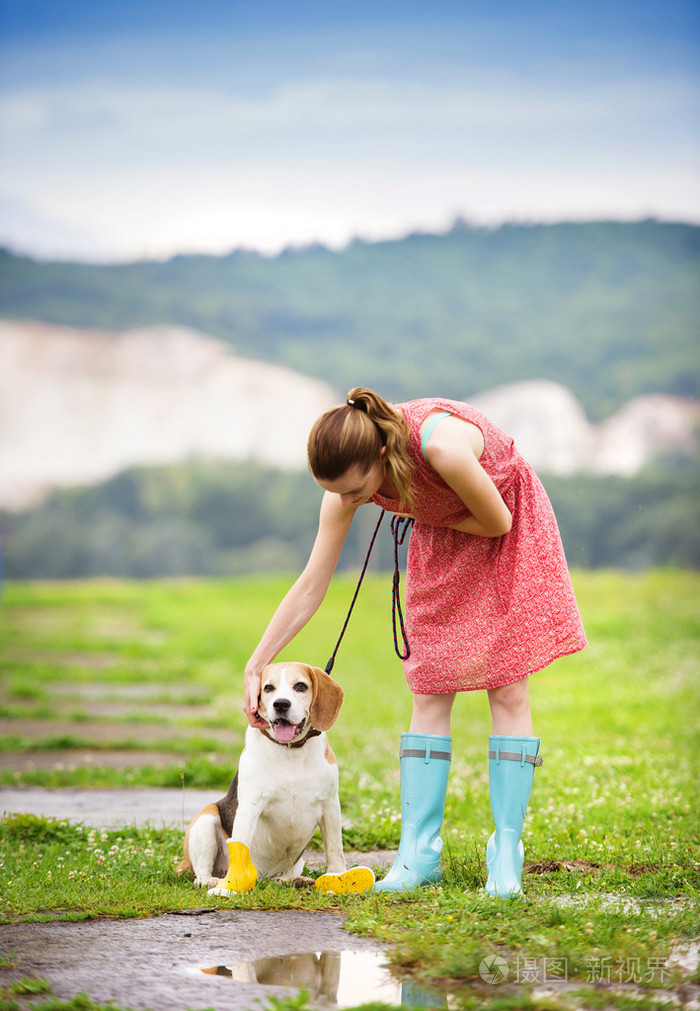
[
  {"left": 293, "top": 682, "right": 309, "bottom": 693},
  {"left": 262, "top": 684, "right": 275, "bottom": 694}
]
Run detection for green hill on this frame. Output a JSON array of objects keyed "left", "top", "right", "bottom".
[
  {"left": 2, "top": 458, "right": 698, "bottom": 578},
  {"left": 1, "top": 219, "right": 698, "bottom": 419}
]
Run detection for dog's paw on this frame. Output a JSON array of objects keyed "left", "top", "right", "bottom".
[
  {"left": 315, "top": 866, "right": 375, "bottom": 895},
  {"left": 291, "top": 875, "right": 315, "bottom": 889},
  {"left": 194, "top": 876, "right": 221, "bottom": 890}
]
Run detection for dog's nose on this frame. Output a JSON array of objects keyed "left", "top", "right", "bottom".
[{"left": 273, "top": 698, "right": 291, "bottom": 715}]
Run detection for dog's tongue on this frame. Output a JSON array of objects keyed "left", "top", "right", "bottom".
[{"left": 273, "top": 721, "right": 297, "bottom": 743}]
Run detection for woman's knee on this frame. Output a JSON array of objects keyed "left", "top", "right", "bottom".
[
  {"left": 487, "top": 679, "right": 533, "bottom": 735},
  {"left": 488, "top": 679, "right": 530, "bottom": 714},
  {"left": 410, "top": 692, "right": 455, "bottom": 735}
]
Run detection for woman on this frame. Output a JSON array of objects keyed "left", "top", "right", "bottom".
[{"left": 243, "top": 387, "right": 587, "bottom": 895}]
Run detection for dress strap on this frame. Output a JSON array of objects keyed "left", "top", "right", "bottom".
[{"left": 420, "top": 410, "right": 452, "bottom": 459}]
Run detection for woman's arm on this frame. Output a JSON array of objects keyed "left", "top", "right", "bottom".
[
  {"left": 423, "top": 414, "right": 512, "bottom": 538},
  {"left": 243, "top": 492, "right": 358, "bottom": 726}
]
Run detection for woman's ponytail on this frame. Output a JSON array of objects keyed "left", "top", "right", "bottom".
[
  {"left": 346, "top": 388, "right": 414, "bottom": 507},
  {"left": 308, "top": 387, "right": 414, "bottom": 508}
]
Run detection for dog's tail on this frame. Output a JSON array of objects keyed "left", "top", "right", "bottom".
[
  {"left": 175, "top": 854, "right": 192, "bottom": 876},
  {"left": 176, "top": 818, "right": 195, "bottom": 877}
]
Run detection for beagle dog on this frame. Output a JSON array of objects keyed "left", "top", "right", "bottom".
[{"left": 177, "top": 661, "right": 374, "bottom": 895}]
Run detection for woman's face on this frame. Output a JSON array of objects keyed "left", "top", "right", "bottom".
[{"left": 314, "top": 458, "right": 386, "bottom": 507}]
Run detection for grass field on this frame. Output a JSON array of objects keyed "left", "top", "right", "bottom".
[{"left": 0, "top": 570, "right": 698, "bottom": 1011}]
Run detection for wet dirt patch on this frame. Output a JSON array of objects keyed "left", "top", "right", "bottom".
[
  {"left": 0, "top": 749, "right": 186, "bottom": 774},
  {"left": 526, "top": 859, "right": 662, "bottom": 879},
  {"left": 0, "top": 717, "right": 237, "bottom": 746},
  {"left": 526, "top": 858, "right": 602, "bottom": 875},
  {"left": 0, "top": 908, "right": 392, "bottom": 1011}
]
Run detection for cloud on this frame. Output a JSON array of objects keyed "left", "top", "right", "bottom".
[
  {"left": 3, "top": 72, "right": 696, "bottom": 144},
  {"left": 1, "top": 68, "right": 698, "bottom": 260}
]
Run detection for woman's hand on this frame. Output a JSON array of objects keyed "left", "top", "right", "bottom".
[
  {"left": 243, "top": 666, "right": 270, "bottom": 729},
  {"left": 241, "top": 490, "right": 357, "bottom": 729}
]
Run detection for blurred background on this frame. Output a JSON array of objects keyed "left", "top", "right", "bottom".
[{"left": 0, "top": 0, "right": 698, "bottom": 577}]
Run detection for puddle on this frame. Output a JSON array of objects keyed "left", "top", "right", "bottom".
[
  {"left": 191, "top": 949, "right": 448, "bottom": 1008},
  {"left": 1, "top": 910, "right": 696, "bottom": 1011}
]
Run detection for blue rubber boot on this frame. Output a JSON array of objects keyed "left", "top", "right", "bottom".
[
  {"left": 485, "top": 735, "right": 543, "bottom": 898},
  {"left": 374, "top": 733, "right": 452, "bottom": 892}
]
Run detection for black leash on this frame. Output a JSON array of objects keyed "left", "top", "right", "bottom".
[
  {"left": 390, "top": 515, "right": 414, "bottom": 659},
  {"left": 325, "top": 510, "right": 414, "bottom": 675}
]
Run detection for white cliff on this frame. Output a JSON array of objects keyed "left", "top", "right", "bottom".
[
  {"left": 0, "top": 320, "right": 339, "bottom": 509},
  {"left": 471, "top": 380, "right": 699, "bottom": 476},
  {"left": 1, "top": 321, "right": 697, "bottom": 510}
]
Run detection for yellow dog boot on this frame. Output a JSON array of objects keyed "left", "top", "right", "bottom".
[
  {"left": 208, "top": 841, "right": 257, "bottom": 896},
  {"left": 315, "top": 866, "right": 375, "bottom": 895}
]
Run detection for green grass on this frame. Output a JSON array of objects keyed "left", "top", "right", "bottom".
[
  {"left": 0, "top": 571, "right": 698, "bottom": 1011},
  {"left": 0, "top": 986, "right": 141, "bottom": 1011}
]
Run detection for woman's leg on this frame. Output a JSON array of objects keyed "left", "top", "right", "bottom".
[
  {"left": 410, "top": 692, "right": 456, "bottom": 735},
  {"left": 484, "top": 677, "right": 540, "bottom": 897},
  {"left": 487, "top": 678, "right": 533, "bottom": 735},
  {"left": 375, "top": 692, "right": 454, "bottom": 891}
]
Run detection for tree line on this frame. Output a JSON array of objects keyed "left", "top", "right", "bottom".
[
  {"left": 1, "top": 219, "right": 698, "bottom": 421},
  {"left": 2, "top": 459, "right": 697, "bottom": 580}
]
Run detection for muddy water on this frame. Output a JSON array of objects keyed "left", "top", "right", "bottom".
[
  {"left": 192, "top": 949, "right": 427, "bottom": 1007},
  {"left": 0, "top": 910, "right": 409, "bottom": 1011}
]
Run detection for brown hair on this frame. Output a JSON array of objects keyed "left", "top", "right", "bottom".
[{"left": 307, "top": 387, "right": 414, "bottom": 507}]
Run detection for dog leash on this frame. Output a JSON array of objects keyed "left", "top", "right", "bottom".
[
  {"left": 390, "top": 514, "right": 413, "bottom": 660},
  {"left": 324, "top": 511, "right": 414, "bottom": 675}
]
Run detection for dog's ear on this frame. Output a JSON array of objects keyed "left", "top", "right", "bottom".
[{"left": 306, "top": 665, "right": 344, "bottom": 731}]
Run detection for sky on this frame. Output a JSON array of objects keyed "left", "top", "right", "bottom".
[{"left": 0, "top": 0, "right": 698, "bottom": 262}]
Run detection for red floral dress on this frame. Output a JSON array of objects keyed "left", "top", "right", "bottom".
[{"left": 371, "top": 398, "right": 587, "bottom": 693}]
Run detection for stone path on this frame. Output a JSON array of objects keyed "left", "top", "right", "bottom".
[{"left": 1, "top": 785, "right": 217, "bottom": 830}]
